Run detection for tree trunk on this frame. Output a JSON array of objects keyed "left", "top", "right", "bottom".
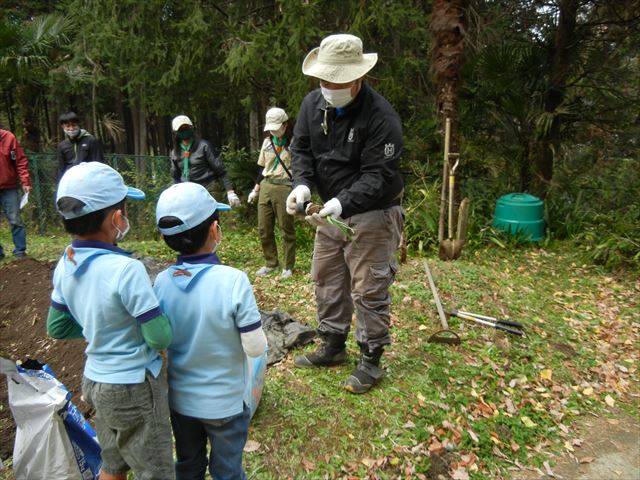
[
  {"left": 533, "top": 0, "right": 579, "bottom": 198},
  {"left": 430, "top": 0, "right": 467, "bottom": 154},
  {"left": 431, "top": 0, "right": 468, "bottom": 248},
  {"left": 16, "top": 84, "right": 42, "bottom": 151}
]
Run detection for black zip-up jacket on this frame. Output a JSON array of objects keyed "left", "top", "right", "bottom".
[
  {"left": 170, "top": 137, "right": 233, "bottom": 191},
  {"left": 57, "top": 130, "right": 105, "bottom": 179},
  {"left": 291, "top": 82, "right": 403, "bottom": 219}
]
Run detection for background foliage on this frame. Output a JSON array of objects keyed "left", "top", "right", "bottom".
[{"left": 1, "top": 0, "right": 638, "bottom": 269}]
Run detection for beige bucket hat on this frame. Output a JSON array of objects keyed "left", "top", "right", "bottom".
[{"left": 302, "top": 34, "right": 378, "bottom": 84}]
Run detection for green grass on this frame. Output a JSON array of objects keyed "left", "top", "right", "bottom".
[{"left": 0, "top": 217, "right": 638, "bottom": 479}]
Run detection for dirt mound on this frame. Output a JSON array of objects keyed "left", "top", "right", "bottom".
[{"left": 0, "top": 258, "right": 89, "bottom": 461}]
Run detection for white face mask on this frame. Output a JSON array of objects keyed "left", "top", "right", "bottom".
[
  {"left": 64, "top": 127, "right": 80, "bottom": 138},
  {"left": 113, "top": 214, "right": 130, "bottom": 243},
  {"left": 270, "top": 126, "right": 285, "bottom": 138},
  {"left": 321, "top": 86, "right": 354, "bottom": 108}
]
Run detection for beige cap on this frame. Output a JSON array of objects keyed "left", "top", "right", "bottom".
[
  {"left": 263, "top": 107, "right": 288, "bottom": 131},
  {"left": 171, "top": 115, "right": 193, "bottom": 132},
  {"left": 302, "top": 34, "right": 378, "bottom": 84}
]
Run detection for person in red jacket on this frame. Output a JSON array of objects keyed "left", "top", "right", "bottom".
[{"left": 0, "top": 129, "right": 32, "bottom": 258}]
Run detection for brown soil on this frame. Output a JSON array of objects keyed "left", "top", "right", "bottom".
[{"left": 0, "top": 258, "right": 89, "bottom": 462}]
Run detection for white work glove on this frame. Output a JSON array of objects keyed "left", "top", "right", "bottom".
[
  {"left": 247, "top": 188, "right": 259, "bottom": 204},
  {"left": 305, "top": 198, "right": 342, "bottom": 228},
  {"left": 286, "top": 185, "right": 311, "bottom": 215},
  {"left": 318, "top": 197, "right": 342, "bottom": 218},
  {"left": 227, "top": 190, "right": 241, "bottom": 208}
]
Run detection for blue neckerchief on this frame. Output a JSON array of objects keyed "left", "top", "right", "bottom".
[
  {"left": 71, "top": 239, "right": 132, "bottom": 256},
  {"left": 176, "top": 252, "right": 221, "bottom": 265},
  {"left": 335, "top": 107, "right": 346, "bottom": 117}
]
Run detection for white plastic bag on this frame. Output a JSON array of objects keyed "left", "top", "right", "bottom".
[{"left": 0, "top": 357, "right": 101, "bottom": 480}]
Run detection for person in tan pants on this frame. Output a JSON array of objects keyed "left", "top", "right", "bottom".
[{"left": 248, "top": 108, "right": 296, "bottom": 279}]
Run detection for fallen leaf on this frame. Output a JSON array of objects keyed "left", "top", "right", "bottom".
[
  {"left": 403, "top": 420, "right": 416, "bottom": 429},
  {"left": 579, "top": 457, "right": 594, "bottom": 464},
  {"left": 521, "top": 416, "right": 537, "bottom": 428},
  {"left": 543, "top": 461, "right": 556, "bottom": 477},
  {"left": 243, "top": 440, "right": 261, "bottom": 453},
  {"left": 583, "top": 387, "right": 594, "bottom": 396},
  {"left": 451, "top": 467, "right": 470, "bottom": 480},
  {"left": 301, "top": 459, "right": 316, "bottom": 472},
  {"left": 361, "top": 458, "right": 375, "bottom": 468},
  {"left": 467, "top": 429, "right": 479, "bottom": 443},
  {"left": 605, "top": 395, "right": 615, "bottom": 407},
  {"left": 540, "top": 369, "right": 553, "bottom": 380}
]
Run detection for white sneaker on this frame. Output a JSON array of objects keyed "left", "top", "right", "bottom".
[
  {"left": 281, "top": 269, "right": 293, "bottom": 279},
  {"left": 256, "top": 266, "right": 276, "bottom": 276}
]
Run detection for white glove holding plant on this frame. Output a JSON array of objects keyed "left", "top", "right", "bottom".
[
  {"left": 318, "top": 198, "right": 342, "bottom": 219},
  {"left": 286, "top": 185, "right": 311, "bottom": 215},
  {"left": 305, "top": 197, "right": 343, "bottom": 227},
  {"left": 247, "top": 187, "right": 259, "bottom": 204},
  {"left": 227, "top": 190, "right": 241, "bottom": 208}
]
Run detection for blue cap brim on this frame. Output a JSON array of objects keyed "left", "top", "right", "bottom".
[
  {"left": 216, "top": 202, "right": 232, "bottom": 211},
  {"left": 126, "top": 186, "right": 146, "bottom": 200}
]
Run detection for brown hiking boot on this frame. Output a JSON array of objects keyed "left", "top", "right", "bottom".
[{"left": 294, "top": 332, "right": 348, "bottom": 367}]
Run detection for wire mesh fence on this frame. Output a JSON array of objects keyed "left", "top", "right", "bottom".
[{"left": 24, "top": 153, "right": 174, "bottom": 237}]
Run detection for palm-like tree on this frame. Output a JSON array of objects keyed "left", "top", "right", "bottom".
[{"left": 0, "top": 14, "right": 72, "bottom": 149}]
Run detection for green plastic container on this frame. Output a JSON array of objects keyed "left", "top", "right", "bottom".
[{"left": 492, "top": 193, "right": 545, "bottom": 241}]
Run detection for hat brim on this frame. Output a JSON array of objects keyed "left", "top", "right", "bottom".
[
  {"left": 126, "top": 186, "right": 146, "bottom": 200},
  {"left": 216, "top": 202, "right": 232, "bottom": 211},
  {"left": 302, "top": 48, "right": 378, "bottom": 83},
  {"left": 264, "top": 122, "right": 284, "bottom": 131}
]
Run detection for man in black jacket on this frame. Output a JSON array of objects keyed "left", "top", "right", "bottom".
[
  {"left": 287, "top": 34, "right": 404, "bottom": 394},
  {"left": 56, "top": 112, "right": 105, "bottom": 179}
]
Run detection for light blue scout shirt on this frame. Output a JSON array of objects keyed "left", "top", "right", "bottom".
[
  {"left": 50, "top": 240, "right": 163, "bottom": 383},
  {"left": 153, "top": 253, "right": 262, "bottom": 420}
]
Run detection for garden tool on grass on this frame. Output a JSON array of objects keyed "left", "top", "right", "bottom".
[
  {"left": 449, "top": 309, "right": 524, "bottom": 336},
  {"left": 424, "top": 260, "right": 461, "bottom": 345}
]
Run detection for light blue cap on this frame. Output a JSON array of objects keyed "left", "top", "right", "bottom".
[
  {"left": 156, "top": 182, "right": 231, "bottom": 236},
  {"left": 56, "top": 162, "right": 145, "bottom": 219}
]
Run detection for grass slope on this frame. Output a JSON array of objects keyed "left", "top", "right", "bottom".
[{"left": 1, "top": 218, "right": 637, "bottom": 479}]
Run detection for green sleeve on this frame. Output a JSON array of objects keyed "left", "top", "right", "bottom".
[
  {"left": 47, "top": 306, "right": 84, "bottom": 339},
  {"left": 141, "top": 313, "right": 173, "bottom": 351}
]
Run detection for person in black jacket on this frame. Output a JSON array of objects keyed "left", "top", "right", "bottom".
[
  {"left": 56, "top": 112, "right": 105, "bottom": 180},
  {"left": 287, "top": 34, "right": 404, "bottom": 394},
  {"left": 169, "top": 115, "right": 241, "bottom": 208}
]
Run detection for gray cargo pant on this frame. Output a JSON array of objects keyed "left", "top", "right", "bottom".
[{"left": 311, "top": 206, "right": 403, "bottom": 350}]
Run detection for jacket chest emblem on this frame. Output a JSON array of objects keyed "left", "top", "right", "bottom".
[
  {"left": 347, "top": 128, "right": 355, "bottom": 143},
  {"left": 384, "top": 143, "right": 395, "bottom": 157}
]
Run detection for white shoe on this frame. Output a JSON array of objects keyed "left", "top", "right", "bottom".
[
  {"left": 281, "top": 269, "right": 293, "bottom": 279},
  {"left": 256, "top": 266, "right": 276, "bottom": 276}
]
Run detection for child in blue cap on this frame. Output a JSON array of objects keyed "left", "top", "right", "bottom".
[
  {"left": 154, "top": 182, "right": 267, "bottom": 480},
  {"left": 47, "top": 162, "right": 175, "bottom": 480}
]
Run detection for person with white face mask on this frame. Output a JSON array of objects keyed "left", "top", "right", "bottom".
[
  {"left": 287, "top": 34, "right": 404, "bottom": 394},
  {"left": 56, "top": 111, "right": 105, "bottom": 180},
  {"left": 248, "top": 108, "right": 296, "bottom": 279},
  {"left": 169, "top": 115, "right": 242, "bottom": 208}
]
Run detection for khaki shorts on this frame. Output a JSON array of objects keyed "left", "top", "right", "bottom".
[{"left": 82, "top": 370, "right": 175, "bottom": 480}]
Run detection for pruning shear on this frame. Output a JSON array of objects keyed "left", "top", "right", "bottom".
[{"left": 448, "top": 309, "right": 524, "bottom": 336}]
